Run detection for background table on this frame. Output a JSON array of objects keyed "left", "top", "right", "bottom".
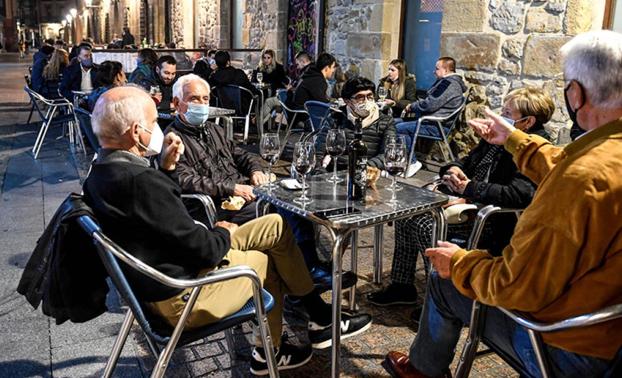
[{"left": 254, "top": 171, "right": 448, "bottom": 377}]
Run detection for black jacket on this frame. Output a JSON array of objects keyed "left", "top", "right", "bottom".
[
  {"left": 17, "top": 193, "right": 108, "bottom": 325},
  {"left": 59, "top": 60, "right": 98, "bottom": 100},
  {"left": 292, "top": 64, "right": 329, "bottom": 109},
  {"left": 315, "top": 109, "right": 397, "bottom": 171},
  {"left": 82, "top": 149, "right": 231, "bottom": 302},
  {"left": 379, "top": 76, "right": 417, "bottom": 116},
  {"left": 165, "top": 117, "right": 263, "bottom": 202},
  {"left": 209, "top": 66, "right": 255, "bottom": 111},
  {"left": 134, "top": 70, "right": 174, "bottom": 111},
  {"left": 193, "top": 58, "right": 215, "bottom": 82},
  {"left": 252, "top": 63, "right": 288, "bottom": 93}
]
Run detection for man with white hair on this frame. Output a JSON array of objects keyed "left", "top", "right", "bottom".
[
  {"left": 166, "top": 74, "right": 358, "bottom": 293},
  {"left": 383, "top": 30, "right": 622, "bottom": 378},
  {"left": 83, "top": 86, "right": 371, "bottom": 375}
]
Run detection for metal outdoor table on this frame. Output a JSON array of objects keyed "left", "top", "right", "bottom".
[
  {"left": 253, "top": 172, "right": 448, "bottom": 377},
  {"left": 158, "top": 107, "right": 236, "bottom": 139}
]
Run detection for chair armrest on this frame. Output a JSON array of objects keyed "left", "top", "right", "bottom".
[
  {"left": 467, "top": 205, "right": 524, "bottom": 249},
  {"left": 181, "top": 194, "right": 217, "bottom": 228},
  {"left": 498, "top": 303, "right": 622, "bottom": 333}
]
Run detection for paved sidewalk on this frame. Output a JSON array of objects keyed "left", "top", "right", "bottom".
[{"left": 0, "top": 54, "right": 515, "bottom": 377}]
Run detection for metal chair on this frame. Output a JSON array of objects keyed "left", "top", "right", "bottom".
[
  {"left": 404, "top": 96, "right": 467, "bottom": 165},
  {"left": 217, "top": 85, "right": 257, "bottom": 143},
  {"left": 275, "top": 97, "right": 309, "bottom": 160},
  {"left": 180, "top": 193, "right": 218, "bottom": 229},
  {"left": 454, "top": 205, "right": 622, "bottom": 378},
  {"left": 24, "top": 86, "right": 86, "bottom": 159},
  {"left": 74, "top": 107, "right": 100, "bottom": 152},
  {"left": 76, "top": 214, "right": 279, "bottom": 378},
  {"left": 304, "top": 100, "right": 333, "bottom": 133}
]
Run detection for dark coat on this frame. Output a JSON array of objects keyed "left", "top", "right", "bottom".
[
  {"left": 252, "top": 63, "right": 288, "bottom": 93},
  {"left": 133, "top": 69, "right": 174, "bottom": 111},
  {"left": 121, "top": 31, "right": 135, "bottom": 47},
  {"left": 30, "top": 54, "right": 49, "bottom": 93},
  {"left": 292, "top": 64, "right": 329, "bottom": 109},
  {"left": 165, "top": 117, "right": 263, "bottom": 202},
  {"left": 17, "top": 193, "right": 109, "bottom": 325},
  {"left": 315, "top": 109, "right": 397, "bottom": 171},
  {"left": 379, "top": 76, "right": 417, "bottom": 116},
  {"left": 83, "top": 149, "right": 231, "bottom": 302},
  {"left": 59, "top": 60, "right": 97, "bottom": 100},
  {"left": 193, "top": 58, "right": 214, "bottom": 82},
  {"left": 209, "top": 66, "right": 255, "bottom": 111}
]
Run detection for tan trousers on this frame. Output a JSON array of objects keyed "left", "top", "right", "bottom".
[{"left": 146, "top": 214, "right": 314, "bottom": 347}]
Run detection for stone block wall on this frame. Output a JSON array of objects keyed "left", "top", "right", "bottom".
[
  {"left": 324, "top": 0, "right": 402, "bottom": 84},
  {"left": 440, "top": 0, "right": 602, "bottom": 141}
]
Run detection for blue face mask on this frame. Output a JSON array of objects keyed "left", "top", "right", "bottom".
[
  {"left": 501, "top": 115, "right": 528, "bottom": 127},
  {"left": 184, "top": 103, "right": 210, "bottom": 126}
]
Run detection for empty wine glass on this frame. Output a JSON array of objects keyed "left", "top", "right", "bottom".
[
  {"left": 292, "top": 141, "right": 315, "bottom": 204},
  {"left": 325, "top": 128, "right": 347, "bottom": 183},
  {"left": 385, "top": 143, "right": 407, "bottom": 204},
  {"left": 257, "top": 72, "right": 264, "bottom": 85},
  {"left": 260, "top": 133, "right": 280, "bottom": 190},
  {"left": 378, "top": 87, "right": 388, "bottom": 102}
]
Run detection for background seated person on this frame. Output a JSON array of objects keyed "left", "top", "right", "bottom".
[
  {"left": 291, "top": 52, "right": 336, "bottom": 110},
  {"left": 30, "top": 44, "right": 55, "bottom": 93},
  {"left": 166, "top": 74, "right": 356, "bottom": 292},
  {"left": 36, "top": 48, "right": 68, "bottom": 98},
  {"left": 383, "top": 30, "right": 622, "bottom": 378},
  {"left": 86, "top": 61, "right": 127, "bottom": 111},
  {"left": 60, "top": 44, "right": 97, "bottom": 100},
  {"left": 399, "top": 56, "right": 467, "bottom": 177},
  {"left": 252, "top": 49, "right": 288, "bottom": 94},
  {"left": 84, "top": 86, "right": 372, "bottom": 375},
  {"left": 208, "top": 50, "right": 256, "bottom": 110},
  {"left": 315, "top": 77, "right": 396, "bottom": 172},
  {"left": 132, "top": 55, "right": 177, "bottom": 111},
  {"left": 378, "top": 59, "right": 417, "bottom": 116},
  {"left": 367, "top": 87, "right": 554, "bottom": 307},
  {"left": 128, "top": 48, "right": 158, "bottom": 84},
  {"left": 193, "top": 49, "right": 217, "bottom": 82}
]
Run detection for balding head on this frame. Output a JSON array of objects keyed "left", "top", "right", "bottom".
[{"left": 92, "top": 86, "right": 158, "bottom": 151}]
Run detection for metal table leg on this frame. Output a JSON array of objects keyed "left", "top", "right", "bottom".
[
  {"left": 348, "top": 231, "right": 358, "bottom": 312},
  {"left": 329, "top": 228, "right": 351, "bottom": 378},
  {"left": 373, "top": 224, "right": 384, "bottom": 284}
]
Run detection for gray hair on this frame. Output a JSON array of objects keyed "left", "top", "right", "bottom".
[
  {"left": 172, "top": 73, "right": 210, "bottom": 100},
  {"left": 561, "top": 30, "right": 622, "bottom": 108},
  {"left": 91, "top": 85, "right": 150, "bottom": 143}
]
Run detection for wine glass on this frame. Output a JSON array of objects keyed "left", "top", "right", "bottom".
[
  {"left": 385, "top": 143, "right": 407, "bottom": 205},
  {"left": 292, "top": 141, "right": 315, "bottom": 204},
  {"left": 257, "top": 72, "right": 264, "bottom": 85},
  {"left": 259, "top": 133, "right": 280, "bottom": 190},
  {"left": 386, "top": 135, "right": 406, "bottom": 191},
  {"left": 378, "top": 87, "right": 388, "bottom": 102},
  {"left": 325, "top": 128, "right": 347, "bottom": 183}
]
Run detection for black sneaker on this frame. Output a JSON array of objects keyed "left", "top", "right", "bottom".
[
  {"left": 366, "top": 283, "right": 417, "bottom": 306},
  {"left": 308, "top": 312, "right": 372, "bottom": 349},
  {"left": 310, "top": 265, "right": 358, "bottom": 293},
  {"left": 250, "top": 337, "right": 313, "bottom": 376}
]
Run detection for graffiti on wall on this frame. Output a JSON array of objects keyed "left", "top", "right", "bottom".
[{"left": 286, "top": 0, "right": 324, "bottom": 78}]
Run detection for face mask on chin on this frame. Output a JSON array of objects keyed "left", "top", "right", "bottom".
[
  {"left": 137, "top": 123, "right": 164, "bottom": 157},
  {"left": 183, "top": 102, "right": 210, "bottom": 126}
]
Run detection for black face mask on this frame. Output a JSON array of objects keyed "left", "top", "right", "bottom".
[{"left": 564, "top": 80, "right": 585, "bottom": 130}]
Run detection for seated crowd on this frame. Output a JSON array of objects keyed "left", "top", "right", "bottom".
[{"left": 27, "top": 30, "right": 622, "bottom": 376}]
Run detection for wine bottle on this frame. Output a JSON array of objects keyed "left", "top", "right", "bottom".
[{"left": 348, "top": 119, "right": 368, "bottom": 201}]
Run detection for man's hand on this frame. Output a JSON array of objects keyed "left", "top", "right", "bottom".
[
  {"left": 384, "top": 99, "right": 396, "bottom": 106},
  {"left": 234, "top": 184, "right": 256, "bottom": 202},
  {"left": 152, "top": 92, "right": 163, "bottom": 103},
  {"left": 442, "top": 167, "right": 470, "bottom": 194},
  {"left": 214, "top": 220, "right": 239, "bottom": 235},
  {"left": 159, "top": 132, "right": 184, "bottom": 171},
  {"left": 250, "top": 171, "right": 269, "bottom": 186},
  {"left": 425, "top": 241, "right": 462, "bottom": 279},
  {"left": 468, "top": 107, "right": 517, "bottom": 146},
  {"left": 446, "top": 166, "right": 467, "bottom": 180}
]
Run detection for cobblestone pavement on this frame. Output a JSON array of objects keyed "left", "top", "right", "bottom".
[{"left": 0, "top": 53, "right": 516, "bottom": 377}]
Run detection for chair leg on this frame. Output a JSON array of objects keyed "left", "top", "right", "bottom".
[
  {"left": 33, "top": 106, "right": 57, "bottom": 159},
  {"left": 373, "top": 224, "right": 384, "bottom": 284},
  {"left": 252, "top": 287, "right": 278, "bottom": 378},
  {"left": 224, "top": 327, "right": 237, "bottom": 361},
  {"left": 455, "top": 301, "right": 487, "bottom": 378},
  {"left": 27, "top": 103, "right": 35, "bottom": 125},
  {"left": 347, "top": 231, "right": 359, "bottom": 312},
  {"left": 103, "top": 310, "right": 135, "bottom": 378},
  {"left": 528, "top": 329, "right": 552, "bottom": 378},
  {"left": 243, "top": 117, "right": 250, "bottom": 144}
]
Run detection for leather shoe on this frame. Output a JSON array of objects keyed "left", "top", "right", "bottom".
[{"left": 382, "top": 351, "right": 452, "bottom": 378}]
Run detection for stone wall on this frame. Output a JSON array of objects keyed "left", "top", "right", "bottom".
[
  {"left": 324, "top": 0, "right": 402, "bottom": 83},
  {"left": 440, "top": 0, "right": 601, "bottom": 142}
]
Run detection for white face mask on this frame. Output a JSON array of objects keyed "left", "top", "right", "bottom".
[
  {"left": 137, "top": 123, "right": 163, "bottom": 157},
  {"left": 351, "top": 100, "right": 375, "bottom": 118}
]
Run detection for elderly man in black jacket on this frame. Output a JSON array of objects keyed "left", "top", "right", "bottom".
[
  {"left": 166, "top": 74, "right": 358, "bottom": 292},
  {"left": 82, "top": 85, "right": 372, "bottom": 375}
]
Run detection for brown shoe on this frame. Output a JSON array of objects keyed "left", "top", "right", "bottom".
[{"left": 381, "top": 351, "right": 452, "bottom": 378}]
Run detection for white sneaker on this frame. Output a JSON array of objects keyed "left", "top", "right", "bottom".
[{"left": 405, "top": 161, "right": 423, "bottom": 178}]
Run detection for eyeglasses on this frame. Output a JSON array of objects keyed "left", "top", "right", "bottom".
[{"left": 351, "top": 93, "right": 375, "bottom": 102}]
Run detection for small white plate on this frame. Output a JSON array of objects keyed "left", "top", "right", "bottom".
[{"left": 280, "top": 178, "right": 308, "bottom": 190}]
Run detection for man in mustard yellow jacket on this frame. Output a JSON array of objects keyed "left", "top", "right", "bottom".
[{"left": 383, "top": 30, "right": 622, "bottom": 378}]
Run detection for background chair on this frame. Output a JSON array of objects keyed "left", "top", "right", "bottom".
[
  {"left": 405, "top": 96, "right": 467, "bottom": 166},
  {"left": 77, "top": 214, "right": 279, "bottom": 378},
  {"left": 454, "top": 205, "right": 622, "bottom": 378},
  {"left": 217, "top": 85, "right": 257, "bottom": 143},
  {"left": 74, "top": 107, "right": 100, "bottom": 152},
  {"left": 304, "top": 100, "right": 333, "bottom": 133},
  {"left": 24, "top": 86, "right": 85, "bottom": 159}
]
